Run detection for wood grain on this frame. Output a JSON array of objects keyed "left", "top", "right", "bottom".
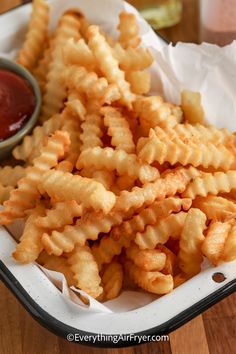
[
  {"left": 0, "top": 1, "right": 235, "bottom": 354},
  {"left": 159, "top": 0, "right": 200, "bottom": 43},
  {"left": 0, "top": 0, "right": 21, "bottom": 13},
  {"left": 1, "top": 282, "right": 235, "bottom": 354},
  {"left": 202, "top": 295, "right": 236, "bottom": 354},
  {"left": 169, "top": 315, "right": 210, "bottom": 354}
]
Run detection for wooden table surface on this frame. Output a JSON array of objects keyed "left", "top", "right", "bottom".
[{"left": 0, "top": 1, "right": 235, "bottom": 354}]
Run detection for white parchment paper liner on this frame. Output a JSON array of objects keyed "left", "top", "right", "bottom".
[{"left": 1, "top": 0, "right": 236, "bottom": 313}]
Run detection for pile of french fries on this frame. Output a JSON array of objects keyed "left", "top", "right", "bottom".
[{"left": 0, "top": 0, "right": 235, "bottom": 302}]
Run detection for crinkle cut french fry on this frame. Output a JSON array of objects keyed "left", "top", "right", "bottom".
[
  {"left": 152, "top": 125, "right": 235, "bottom": 150},
  {"left": 92, "top": 170, "right": 115, "bottom": 190},
  {"left": 102, "top": 107, "right": 135, "bottom": 153},
  {"left": 0, "top": 166, "right": 26, "bottom": 187},
  {"left": 126, "top": 70, "right": 151, "bottom": 95},
  {"left": 76, "top": 147, "right": 159, "bottom": 184},
  {"left": 135, "top": 212, "right": 187, "bottom": 250},
  {"left": 17, "top": 0, "right": 49, "bottom": 70},
  {"left": 40, "top": 12, "right": 82, "bottom": 123},
  {"left": 61, "top": 110, "right": 82, "bottom": 165},
  {"left": 138, "top": 128, "right": 234, "bottom": 169},
  {"left": 88, "top": 25, "right": 135, "bottom": 108},
  {"left": 92, "top": 229, "right": 134, "bottom": 271},
  {"left": 78, "top": 168, "right": 115, "bottom": 190},
  {"left": 193, "top": 196, "right": 236, "bottom": 221},
  {"left": 202, "top": 220, "right": 232, "bottom": 266},
  {"left": 114, "top": 167, "right": 199, "bottom": 212},
  {"left": 67, "top": 244, "right": 103, "bottom": 298},
  {"left": 136, "top": 137, "right": 150, "bottom": 155},
  {"left": 178, "top": 208, "right": 206, "bottom": 276},
  {"left": 12, "top": 114, "right": 62, "bottom": 163},
  {"left": 35, "top": 201, "right": 82, "bottom": 230},
  {"left": 111, "top": 197, "right": 191, "bottom": 241},
  {"left": 12, "top": 203, "right": 45, "bottom": 263},
  {"left": 222, "top": 222, "right": 236, "bottom": 262},
  {"left": 39, "top": 170, "right": 116, "bottom": 214},
  {"left": 126, "top": 242, "right": 166, "bottom": 271},
  {"left": 113, "top": 43, "right": 153, "bottom": 71},
  {"left": 92, "top": 207, "right": 148, "bottom": 269},
  {"left": 62, "top": 38, "right": 96, "bottom": 70},
  {"left": 0, "top": 131, "right": 70, "bottom": 224},
  {"left": 171, "top": 105, "right": 183, "bottom": 122},
  {"left": 0, "top": 184, "right": 13, "bottom": 205},
  {"left": 117, "top": 11, "right": 140, "bottom": 48},
  {"left": 101, "top": 261, "right": 123, "bottom": 300},
  {"left": 125, "top": 260, "right": 174, "bottom": 295},
  {"left": 77, "top": 15, "right": 90, "bottom": 39},
  {"left": 6, "top": 7, "right": 236, "bottom": 302},
  {"left": 182, "top": 171, "right": 236, "bottom": 199},
  {"left": 181, "top": 90, "right": 205, "bottom": 125},
  {"left": 56, "top": 160, "right": 74, "bottom": 173},
  {"left": 65, "top": 91, "right": 87, "bottom": 121},
  {"left": 173, "top": 123, "right": 234, "bottom": 146},
  {"left": 28, "top": 129, "right": 69, "bottom": 173},
  {"left": 80, "top": 113, "right": 103, "bottom": 151},
  {"left": 32, "top": 42, "right": 52, "bottom": 94},
  {"left": 157, "top": 245, "right": 179, "bottom": 276},
  {"left": 86, "top": 99, "right": 102, "bottom": 116},
  {"left": 134, "top": 96, "right": 179, "bottom": 136},
  {"left": 63, "top": 66, "right": 120, "bottom": 105},
  {"left": 98, "top": 241, "right": 118, "bottom": 270},
  {"left": 61, "top": 119, "right": 82, "bottom": 167},
  {"left": 42, "top": 211, "right": 124, "bottom": 256}
]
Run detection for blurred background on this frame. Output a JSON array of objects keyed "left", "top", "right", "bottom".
[
  {"left": 3, "top": 0, "right": 236, "bottom": 45},
  {"left": 128, "top": 0, "right": 236, "bottom": 46},
  {"left": 129, "top": 0, "right": 198, "bottom": 43},
  {"left": 1, "top": 0, "right": 199, "bottom": 43}
]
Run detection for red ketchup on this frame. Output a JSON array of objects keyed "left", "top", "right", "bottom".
[{"left": 0, "top": 69, "right": 36, "bottom": 141}]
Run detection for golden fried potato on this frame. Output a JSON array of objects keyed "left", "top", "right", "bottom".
[
  {"left": 202, "top": 220, "right": 232, "bottom": 265},
  {"left": 0, "top": 131, "right": 70, "bottom": 224},
  {"left": 12, "top": 203, "right": 45, "bottom": 263},
  {"left": 76, "top": 147, "right": 159, "bottom": 184},
  {"left": 117, "top": 11, "right": 140, "bottom": 48},
  {"left": 138, "top": 128, "right": 234, "bottom": 170},
  {"left": 135, "top": 212, "right": 187, "bottom": 250},
  {"left": 126, "top": 242, "right": 166, "bottom": 271},
  {"left": 2, "top": 5, "right": 235, "bottom": 304},
  {"left": 17, "top": 0, "right": 49, "bottom": 69},
  {"left": 178, "top": 208, "right": 206, "bottom": 276},
  {"left": 102, "top": 107, "right": 135, "bottom": 153},
  {"left": 67, "top": 244, "right": 103, "bottom": 298},
  {"left": 39, "top": 169, "right": 116, "bottom": 214},
  {"left": 88, "top": 25, "right": 135, "bottom": 108},
  {"left": 181, "top": 90, "right": 205, "bottom": 124},
  {"left": 222, "top": 222, "right": 236, "bottom": 262},
  {"left": 125, "top": 260, "right": 174, "bottom": 295},
  {"left": 101, "top": 261, "right": 123, "bottom": 300}
]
